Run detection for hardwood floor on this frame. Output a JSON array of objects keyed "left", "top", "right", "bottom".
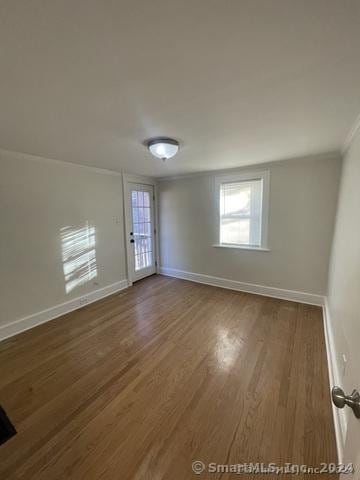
[{"left": 0, "top": 275, "right": 337, "bottom": 479}]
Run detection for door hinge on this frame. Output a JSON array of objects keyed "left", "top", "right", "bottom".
[
  {"left": 154, "top": 228, "right": 157, "bottom": 235},
  {"left": 155, "top": 260, "right": 158, "bottom": 267}
]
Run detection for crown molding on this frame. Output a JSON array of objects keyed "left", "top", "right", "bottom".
[
  {"left": 0, "top": 148, "right": 122, "bottom": 177},
  {"left": 157, "top": 150, "right": 341, "bottom": 182}
]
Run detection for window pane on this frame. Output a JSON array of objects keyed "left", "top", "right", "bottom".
[
  {"left": 144, "top": 223, "right": 151, "bottom": 236},
  {"left": 134, "top": 239, "right": 141, "bottom": 255},
  {"left": 135, "top": 252, "right": 152, "bottom": 271},
  {"left": 135, "top": 254, "right": 140, "bottom": 270},
  {"left": 144, "top": 192, "right": 150, "bottom": 207},
  {"left": 146, "top": 251, "right": 152, "bottom": 266},
  {"left": 143, "top": 237, "right": 152, "bottom": 253},
  {"left": 144, "top": 208, "right": 150, "bottom": 222},
  {"left": 221, "top": 184, "right": 250, "bottom": 216},
  {"left": 132, "top": 207, "right": 139, "bottom": 223},
  {"left": 132, "top": 191, "right": 138, "bottom": 207},
  {"left": 131, "top": 188, "right": 154, "bottom": 271},
  {"left": 220, "top": 179, "right": 263, "bottom": 246},
  {"left": 137, "top": 191, "right": 144, "bottom": 207},
  {"left": 220, "top": 218, "right": 250, "bottom": 245}
]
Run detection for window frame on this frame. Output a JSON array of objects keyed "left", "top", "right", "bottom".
[{"left": 214, "top": 170, "right": 270, "bottom": 251}]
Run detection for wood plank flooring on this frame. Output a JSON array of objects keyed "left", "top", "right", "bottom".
[{"left": 0, "top": 275, "right": 337, "bottom": 479}]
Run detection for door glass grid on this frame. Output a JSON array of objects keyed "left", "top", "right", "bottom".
[{"left": 132, "top": 190, "right": 153, "bottom": 271}]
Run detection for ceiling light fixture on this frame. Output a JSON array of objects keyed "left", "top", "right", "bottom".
[{"left": 147, "top": 137, "right": 179, "bottom": 161}]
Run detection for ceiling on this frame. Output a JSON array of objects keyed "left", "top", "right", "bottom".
[{"left": 1, "top": 0, "right": 360, "bottom": 177}]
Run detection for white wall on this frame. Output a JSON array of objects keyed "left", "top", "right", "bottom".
[
  {"left": 159, "top": 154, "right": 341, "bottom": 296},
  {"left": 0, "top": 150, "right": 127, "bottom": 330},
  {"left": 326, "top": 127, "right": 360, "bottom": 439}
]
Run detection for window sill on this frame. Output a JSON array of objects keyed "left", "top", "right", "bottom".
[{"left": 212, "top": 244, "right": 271, "bottom": 252}]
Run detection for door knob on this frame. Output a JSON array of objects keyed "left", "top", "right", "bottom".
[
  {"left": 130, "top": 239, "right": 135, "bottom": 243},
  {"left": 332, "top": 386, "right": 360, "bottom": 419}
]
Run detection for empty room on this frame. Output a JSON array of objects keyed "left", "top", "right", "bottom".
[{"left": 1, "top": 1, "right": 360, "bottom": 478}]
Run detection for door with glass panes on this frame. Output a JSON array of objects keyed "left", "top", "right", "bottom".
[{"left": 127, "top": 183, "right": 156, "bottom": 282}]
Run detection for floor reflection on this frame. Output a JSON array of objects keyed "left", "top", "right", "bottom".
[{"left": 215, "top": 327, "right": 243, "bottom": 370}]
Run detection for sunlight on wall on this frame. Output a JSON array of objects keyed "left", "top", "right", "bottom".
[{"left": 60, "top": 222, "right": 98, "bottom": 294}]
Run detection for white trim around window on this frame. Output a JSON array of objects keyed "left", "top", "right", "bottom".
[{"left": 214, "top": 170, "right": 270, "bottom": 251}]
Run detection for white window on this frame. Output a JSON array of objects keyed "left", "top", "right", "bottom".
[{"left": 215, "top": 171, "right": 269, "bottom": 250}]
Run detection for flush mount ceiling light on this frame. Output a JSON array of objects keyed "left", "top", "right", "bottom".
[{"left": 147, "top": 137, "right": 179, "bottom": 161}]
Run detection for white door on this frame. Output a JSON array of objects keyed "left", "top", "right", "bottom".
[
  {"left": 124, "top": 181, "right": 156, "bottom": 283},
  {"left": 341, "top": 362, "right": 360, "bottom": 479},
  {"left": 334, "top": 234, "right": 360, "bottom": 479},
  {"left": 339, "top": 336, "right": 360, "bottom": 479}
]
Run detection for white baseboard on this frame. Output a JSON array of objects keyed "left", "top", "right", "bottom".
[
  {"left": 160, "top": 267, "right": 324, "bottom": 306},
  {"left": 322, "top": 299, "right": 347, "bottom": 463},
  {"left": 0, "top": 270, "right": 343, "bottom": 461},
  {"left": 0, "top": 279, "right": 129, "bottom": 342}
]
